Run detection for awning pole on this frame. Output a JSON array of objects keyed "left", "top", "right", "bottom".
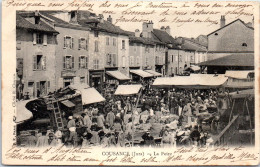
[{"left": 245, "top": 99, "right": 253, "bottom": 145}]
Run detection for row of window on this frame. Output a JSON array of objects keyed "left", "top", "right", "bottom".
[
  {"left": 64, "top": 36, "right": 88, "bottom": 50},
  {"left": 106, "top": 37, "right": 117, "bottom": 46}
]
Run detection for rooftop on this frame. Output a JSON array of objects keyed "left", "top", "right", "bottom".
[
  {"left": 16, "top": 13, "right": 58, "bottom": 33},
  {"left": 199, "top": 54, "right": 254, "bottom": 67}
]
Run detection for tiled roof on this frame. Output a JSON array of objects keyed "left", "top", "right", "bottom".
[
  {"left": 78, "top": 18, "right": 129, "bottom": 36},
  {"left": 199, "top": 54, "right": 254, "bottom": 67},
  {"left": 39, "top": 11, "right": 70, "bottom": 24},
  {"left": 152, "top": 29, "right": 176, "bottom": 44},
  {"left": 129, "top": 36, "right": 155, "bottom": 45},
  {"left": 181, "top": 41, "right": 207, "bottom": 52},
  {"left": 207, "top": 19, "right": 254, "bottom": 36},
  {"left": 16, "top": 14, "right": 58, "bottom": 33}
]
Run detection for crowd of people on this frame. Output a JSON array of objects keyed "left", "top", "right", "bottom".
[{"left": 18, "top": 81, "right": 227, "bottom": 148}]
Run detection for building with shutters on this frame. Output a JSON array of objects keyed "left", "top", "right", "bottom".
[{"left": 16, "top": 12, "right": 59, "bottom": 98}]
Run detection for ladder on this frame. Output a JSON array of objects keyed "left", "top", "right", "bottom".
[{"left": 48, "top": 99, "right": 64, "bottom": 130}]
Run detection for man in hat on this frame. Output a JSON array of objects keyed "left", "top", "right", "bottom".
[
  {"left": 82, "top": 113, "right": 92, "bottom": 130},
  {"left": 97, "top": 112, "right": 105, "bottom": 129},
  {"left": 106, "top": 109, "right": 115, "bottom": 128}
]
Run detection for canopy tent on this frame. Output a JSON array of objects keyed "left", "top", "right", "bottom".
[
  {"left": 114, "top": 85, "right": 142, "bottom": 95},
  {"left": 152, "top": 74, "right": 228, "bottom": 89},
  {"left": 225, "top": 70, "right": 254, "bottom": 79},
  {"left": 16, "top": 99, "right": 34, "bottom": 124},
  {"left": 229, "top": 89, "right": 254, "bottom": 99},
  {"left": 106, "top": 71, "right": 131, "bottom": 80},
  {"left": 80, "top": 87, "right": 105, "bottom": 105},
  {"left": 225, "top": 80, "right": 254, "bottom": 88},
  {"left": 145, "top": 70, "right": 162, "bottom": 77},
  {"left": 130, "top": 69, "right": 154, "bottom": 78}
]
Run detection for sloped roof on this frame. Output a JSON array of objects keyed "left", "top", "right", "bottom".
[
  {"left": 39, "top": 11, "right": 70, "bottom": 24},
  {"left": 199, "top": 54, "right": 254, "bottom": 67},
  {"left": 78, "top": 18, "right": 129, "bottom": 36},
  {"left": 181, "top": 41, "right": 207, "bottom": 52},
  {"left": 152, "top": 29, "right": 176, "bottom": 44},
  {"left": 16, "top": 14, "right": 58, "bottom": 33},
  {"left": 207, "top": 19, "right": 254, "bottom": 36}
]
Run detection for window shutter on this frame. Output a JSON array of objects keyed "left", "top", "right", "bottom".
[
  {"left": 36, "top": 81, "right": 40, "bottom": 93},
  {"left": 43, "top": 34, "right": 47, "bottom": 46},
  {"left": 78, "top": 56, "right": 81, "bottom": 69},
  {"left": 86, "top": 56, "right": 88, "bottom": 69},
  {"left": 47, "top": 81, "right": 50, "bottom": 93},
  {"left": 64, "top": 36, "right": 66, "bottom": 48},
  {"left": 33, "top": 33, "right": 37, "bottom": 45},
  {"left": 97, "top": 59, "right": 99, "bottom": 69},
  {"left": 78, "top": 39, "right": 81, "bottom": 50},
  {"left": 42, "top": 56, "right": 46, "bottom": 70},
  {"left": 71, "top": 38, "right": 74, "bottom": 49},
  {"left": 72, "top": 56, "right": 74, "bottom": 68},
  {"left": 63, "top": 56, "right": 66, "bottom": 69},
  {"left": 33, "top": 55, "right": 37, "bottom": 70},
  {"left": 85, "top": 39, "right": 88, "bottom": 50}
]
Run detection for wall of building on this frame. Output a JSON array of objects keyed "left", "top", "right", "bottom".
[
  {"left": 129, "top": 42, "right": 142, "bottom": 68},
  {"left": 55, "top": 26, "right": 90, "bottom": 88},
  {"left": 208, "top": 20, "right": 254, "bottom": 52},
  {"left": 117, "top": 35, "right": 130, "bottom": 76},
  {"left": 16, "top": 29, "right": 57, "bottom": 98}
]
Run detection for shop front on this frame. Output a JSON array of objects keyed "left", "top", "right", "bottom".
[{"left": 89, "top": 70, "right": 104, "bottom": 93}]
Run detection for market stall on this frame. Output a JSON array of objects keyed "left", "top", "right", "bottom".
[{"left": 152, "top": 74, "right": 228, "bottom": 89}]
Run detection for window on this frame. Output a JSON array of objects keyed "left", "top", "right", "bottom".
[
  {"left": 242, "top": 43, "right": 247, "bottom": 47},
  {"left": 156, "top": 56, "right": 159, "bottom": 64},
  {"left": 63, "top": 55, "right": 74, "bottom": 69},
  {"left": 172, "top": 55, "right": 174, "bottom": 62},
  {"left": 36, "top": 33, "right": 43, "bottom": 44},
  {"left": 64, "top": 36, "right": 74, "bottom": 49},
  {"left": 78, "top": 38, "right": 88, "bottom": 50},
  {"left": 130, "top": 56, "right": 134, "bottom": 66},
  {"left": 145, "top": 46, "right": 150, "bottom": 53},
  {"left": 93, "top": 59, "right": 99, "bottom": 69},
  {"left": 179, "top": 55, "right": 182, "bottom": 62},
  {"left": 136, "top": 57, "right": 140, "bottom": 66},
  {"left": 95, "top": 41, "right": 99, "bottom": 52},
  {"left": 122, "top": 40, "right": 125, "bottom": 49},
  {"left": 80, "top": 77, "right": 85, "bottom": 84},
  {"left": 106, "top": 37, "right": 109, "bottom": 45},
  {"left": 214, "top": 33, "right": 218, "bottom": 36},
  {"left": 106, "top": 54, "right": 112, "bottom": 65},
  {"left": 113, "top": 38, "right": 116, "bottom": 46},
  {"left": 78, "top": 56, "right": 88, "bottom": 69},
  {"left": 145, "top": 55, "right": 148, "bottom": 66},
  {"left": 36, "top": 81, "right": 48, "bottom": 97},
  {"left": 94, "top": 31, "right": 99, "bottom": 37},
  {"left": 33, "top": 55, "right": 46, "bottom": 70},
  {"left": 122, "top": 56, "right": 126, "bottom": 67}
]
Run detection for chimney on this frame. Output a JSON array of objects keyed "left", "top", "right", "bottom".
[
  {"left": 98, "top": 14, "right": 104, "bottom": 23},
  {"left": 34, "top": 11, "right": 40, "bottom": 24},
  {"left": 252, "top": 16, "right": 254, "bottom": 27},
  {"left": 165, "top": 26, "right": 171, "bottom": 35},
  {"left": 107, "top": 15, "right": 112, "bottom": 23},
  {"left": 220, "top": 15, "right": 225, "bottom": 28},
  {"left": 160, "top": 26, "right": 165, "bottom": 30},
  {"left": 70, "top": 11, "right": 78, "bottom": 23},
  {"left": 135, "top": 29, "right": 140, "bottom": 37}
]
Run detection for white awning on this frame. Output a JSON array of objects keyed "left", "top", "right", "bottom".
[
  {"left": 114, "top": 85, "right": 142, "bottom": 95},
  {"left": 152, "top": 74, "right": 228, "bottom": 89},
  {"left": 225, "top": 70, "right": 254, "bottom": 79},
  {"left": 184, "top": 65, "right": 200, "bottom": 72},
  {"left": 106, "top": 71, "right": 130, "bottom": 80},
  {"left": 130, "top": 70, "right": 154, "bottom": 78},
  {"left": 145, "top": 70, "right": 162, "bottom": 77},
  {"left": 16, "top": 99, "right": 34, "bottom": 124},
  {"left": 81, "top": 87, "right": 105, "bottom": 105}
]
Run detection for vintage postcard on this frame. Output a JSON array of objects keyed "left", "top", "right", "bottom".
[{"left": 2, "top": 0, "right": 260, "bottom": 165}]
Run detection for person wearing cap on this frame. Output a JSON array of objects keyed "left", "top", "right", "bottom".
[
  {"left": 82, "top": 113, "right": 92, "bottom": 130},
  {"left": 97, "top": 112, "right": 105, "bottom": 129},
  {"left": 106, "top": 109, "right": 115, "bottom": 128}
]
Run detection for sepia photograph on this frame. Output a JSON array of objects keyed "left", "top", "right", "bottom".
[{"left": 2, "top": 0, "right": 259, "bottom": 165}]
